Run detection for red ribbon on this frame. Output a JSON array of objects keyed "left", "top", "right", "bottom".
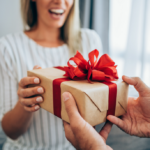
[
  {"left": 103, "top": 82, "right": 117, "bottom": 116},
  {"left": 53, "top": 50, "right": 118, "bottom": 119},
  {"left": 53, "top": 78, "right": 70, "bottom": 118}
]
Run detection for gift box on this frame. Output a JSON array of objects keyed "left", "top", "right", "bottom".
[{"left": 28, "top": 50, "right": 129, "bottom": 126}]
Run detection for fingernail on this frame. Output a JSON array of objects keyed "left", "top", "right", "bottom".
[
  {"left": 35, "top": 105, "right": 40, "bottom": 110},
  {"left": 34, "top": 78, "right": 40, "bottom": 84},
  {"left": 35, "top": 65, "right": 40, "bottom": 69},
  {"left": 36, "top": 97, "right": 43, "bottom": 102},
  {"left": 63, "top": 93, "right": 70, "bottom": 102},
  {"left": 37, "top": 88, "right": 44, "bottom": 93}
]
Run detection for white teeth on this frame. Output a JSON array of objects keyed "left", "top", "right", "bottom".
[{"left": 50, "top": 9, "right": 64, "bottom": 14}]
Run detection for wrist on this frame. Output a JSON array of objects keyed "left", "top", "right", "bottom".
[{"left": 17, "top": 101, "right": 33, "bottom": 114}]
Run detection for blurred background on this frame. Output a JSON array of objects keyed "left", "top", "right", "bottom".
[{"left": 0, "top": 0, "right": 150, "bottom": 149}]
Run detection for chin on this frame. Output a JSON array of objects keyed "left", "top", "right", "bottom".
[{"left": 48, "top": 22, "right": 65, "bottom": 29}]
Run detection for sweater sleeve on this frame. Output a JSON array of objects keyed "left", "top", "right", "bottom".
[{"left": 0, "top": 41, "right": 18, "bottom": 122}]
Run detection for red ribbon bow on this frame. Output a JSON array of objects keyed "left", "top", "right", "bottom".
[
  {"left": 54, "top": 49, "right": 118, "bottom": 119},
  {"left": 62, "top": 49, "right": 118, "bottom": 82}
]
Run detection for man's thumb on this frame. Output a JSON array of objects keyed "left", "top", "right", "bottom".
[
  {"left": 62, "top": 92, "right": 82, "bottom": 123},
  {"left": 122, "top": 75, "right": 150, "bottom": 96}
]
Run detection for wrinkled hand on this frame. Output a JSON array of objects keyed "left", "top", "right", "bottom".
[
  {"left": 17, "top": 65, "right": 44, "bottom": 112},
  {"left": 62, "top": 92, "right": 113, "bottom": 150},
  {"left": 107, "top": 75, "right": 150, "bottom": 137}
]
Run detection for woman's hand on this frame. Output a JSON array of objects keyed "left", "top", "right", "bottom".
[
  {"left": 107, "top": 75, "right": 150, "bottom": 138},
  {"left": 2, "top": 65, "right": 44, "bottom": 139},
  {"left": 17, "top": 65, "right": 44, "bottom": 112},
  {"left": 62, "top": 92, "right": 113, "bottom": 150}
]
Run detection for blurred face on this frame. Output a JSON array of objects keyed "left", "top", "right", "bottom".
[{"left": 33, "top": 0, "right": 74, "bottom": 28}]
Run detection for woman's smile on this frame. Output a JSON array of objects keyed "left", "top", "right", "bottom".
[
  {"left": 33, "top": 0, "right": 74, "bottom": 28},
  {"left": 48, "top": 8, "right": 65, "bottom": 20}
]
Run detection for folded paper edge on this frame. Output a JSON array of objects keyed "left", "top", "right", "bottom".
[
  {"left": 84, "top": 92, "right": 102, "bottom": 112},
  {"left": 118, "top": 101, "right": 127, "bottom": 113},
  {"left": 117, "top": 81, "right": 129, "bottom": 113}
]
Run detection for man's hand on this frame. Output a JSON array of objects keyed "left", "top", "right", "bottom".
[
  {"left": 107, "top": 75, "right": 150, "bottom": 137},
  {"left": 62, "top": 92, "right": 113, "bottom": 150}
]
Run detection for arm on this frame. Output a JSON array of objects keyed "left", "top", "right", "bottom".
[
  {"left": 62, "top": 92, "right": 113, "bottom": 150},
  {"left": 2, "top": 102, "right": 33, "bottom": 140},
  {"left": 1, "top": 66, "right": 44, "bottom": 140},
  {"left": 107, "top": 75, "right": 150, "bottom": 137}
]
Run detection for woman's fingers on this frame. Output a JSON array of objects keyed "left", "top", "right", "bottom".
[
  {"left": 19, "top": 65, "right": 41, "bottom": 87},
  {"left": 18, "top": 66, "right": 42, "bottom": 112},
  {"left": 19, "top": 77, "right": 40, "bottom": 87},
  {"left": 107, "top": 115, "right": 126, "bottom": 131},
  {"left": 33, "top": 65, "right": 42, "bottom": 69},
  {"left": 18, "top": 86, "right": 44, "bottom": 98},
  {"left": 99, "top": 121, "right": 113, "bottom": 143},
  {"left": 24, "top": 105, "right": 40, "bottom": 112},
  {"left": 20, "top": 96, "right": 43, "bottom": 106}
]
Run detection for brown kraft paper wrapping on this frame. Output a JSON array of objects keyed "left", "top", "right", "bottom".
[{"left": 28, "top": 67, "right": 129, "bottom": 126}]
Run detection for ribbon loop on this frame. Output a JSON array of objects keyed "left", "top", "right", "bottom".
[{"left": 62, "top": 49, "right": 118, "bottom": 82}]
